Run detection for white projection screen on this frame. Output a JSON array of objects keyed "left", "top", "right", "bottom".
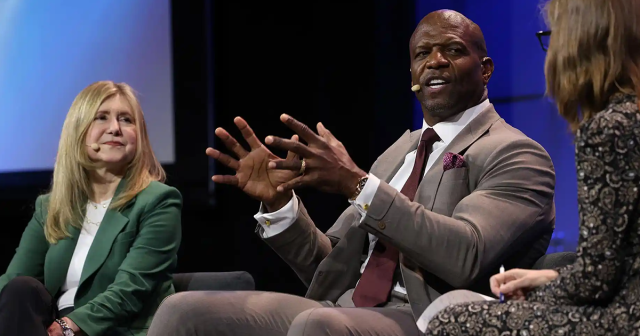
[{"left": 0, "top": 0, "right": 174, "bottom": 173}]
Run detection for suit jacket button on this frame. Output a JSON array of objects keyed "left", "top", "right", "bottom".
[
  {"left": 318, "top": 271, "right": 325, "bottom": 276},
  {"left": 378, "top": 222, "right": 386, "bottom": 230}
]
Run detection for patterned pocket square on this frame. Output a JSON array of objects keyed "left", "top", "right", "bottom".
[{"left": 443, "top": 152, "right": 465, "bottom": 171}]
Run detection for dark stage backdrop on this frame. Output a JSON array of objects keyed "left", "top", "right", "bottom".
[{"left": 209, "top": 0, "right": 416, "bottom": 295}]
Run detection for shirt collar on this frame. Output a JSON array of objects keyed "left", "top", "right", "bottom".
[{"left": 421, "top": 99, "right": 491, "bottom": 145}]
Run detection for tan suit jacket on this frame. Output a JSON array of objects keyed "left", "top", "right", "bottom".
[{"left": 259, "top": 104, "right": 556, "bottom": 321}]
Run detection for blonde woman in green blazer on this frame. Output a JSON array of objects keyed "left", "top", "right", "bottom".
[{"left": 0, "top": 81, "right": 182, "bottom": 336}]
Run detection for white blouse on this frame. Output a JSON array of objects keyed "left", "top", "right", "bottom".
[{"left": 57, "top": 198, "right": 111, "bottom": 310}]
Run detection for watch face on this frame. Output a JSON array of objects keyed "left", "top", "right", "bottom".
[
  {"left": 63, "top": 329, "right": 74, "bottom": 336},
  {"left": 359, "top": 178, "right": 368, "bottom": 188}
]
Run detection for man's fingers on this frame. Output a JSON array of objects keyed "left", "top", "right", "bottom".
[
  {"left": 234, "top": 117, "right": 262, "bottom": 150},
  {"left": 317, "top": 122, "right": 335, "bottom": 140},
  {"left": 215, "top": 127, "right": 249, "bottom": 158},
  {"left": 211, "top": 175, "right": 239, "bottom": 186},
  {"left": 265, "top": 136, "right": 314, "bottom": 157},
  {"left": 277, "top": 176, "right": 308, "bottom": 192},
  {"left": 280, "top": 114, "right": 322, "bottom": 144},
  {"left": 285, "top": 134, "right": 300, "bottom": 160},
  {"left": 268, "top": 159, "right": 302, "bottom": 171},
  {"left": 317, "top": 122, "right": 344, "bottom": 148},
  {"left": 317, "top": 122, "right": 328, "bottom": 137},
  {"left": 205, "top": 148, "right": 240, "bottom": 170}
]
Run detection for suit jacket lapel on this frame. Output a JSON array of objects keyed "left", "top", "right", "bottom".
[
  {"left": 372, "top": 129, "right": 421, "bottom": 182},
  {"left": 45, "top": 226, "right": 80, "bottom": 296},
  {"left": 79, "top": 179, "right": 131, "bottom": 286},
  {"left": 306, "top": 130, "right": 419, "bottom": 301},
  {"left": 79, "top": 209, "right": 129, "bottom": 285},
  {"left": 400, "top": 105, "right": 502, "bottom": 318},
  {"left": 415, "top": 104, "right": 502, "bottom": 209}
]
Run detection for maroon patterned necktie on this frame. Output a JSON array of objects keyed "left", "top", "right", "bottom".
[{"left": 352, "top": 128, "right": 440, "bottom": 307}]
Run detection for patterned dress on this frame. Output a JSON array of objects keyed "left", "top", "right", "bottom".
[{"left": 427, "top": 93, "right": 640, "bottom": 336}]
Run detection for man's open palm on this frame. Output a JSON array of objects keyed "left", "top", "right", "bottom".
[{"left": 206, "top": 117, "right": 300, "bottom": 207}]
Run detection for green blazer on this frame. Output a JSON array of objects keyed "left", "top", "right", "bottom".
[{"left": 0, "top": 180, "right": 182, "bottom": 336}]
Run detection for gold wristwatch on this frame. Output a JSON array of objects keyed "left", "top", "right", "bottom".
[{"left": 349, "top": 175, "right": 369, "bottom": 201}]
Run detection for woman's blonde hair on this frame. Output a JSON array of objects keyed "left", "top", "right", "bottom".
[
  {"left": 45, "top": 81, "right": 165, "bottom": 243},
  {"left": 544, "top": 0, "right": 640, "bottom": 132}
]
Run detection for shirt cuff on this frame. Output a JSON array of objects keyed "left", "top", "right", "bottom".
[
  {"left": 254, "top": 191, "right": 299, "bottom": 238},
  {"left": 348, "top": 174, "right": 380, "bottom": 219},
  {"left": 416, "top": 293, "right": 495, "bottom": 333}
]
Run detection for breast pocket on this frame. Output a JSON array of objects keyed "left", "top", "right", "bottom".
[
  {"left": 432, "top": 168, "right": 470, "bottom": 216},
  {"left": 442, "top": 167, "right": 468, "bottom": 181}
]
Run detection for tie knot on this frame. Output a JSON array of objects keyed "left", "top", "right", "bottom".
[{"left": 421, "top": 127, "right": 440, "bottom": 144}]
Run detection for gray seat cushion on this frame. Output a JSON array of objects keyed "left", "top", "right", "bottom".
[
  {"left": 532, "top": 252, "right": 577, "bottom": 270},
  {"left": 173, "top": 271, "right": 255, "bottom": 292}
]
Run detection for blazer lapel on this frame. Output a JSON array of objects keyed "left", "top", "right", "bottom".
[
  {"left": 372, "top": 129, "right": 421, "bottom": 183},
  {"left": 79, "top": 209, "right": 129, "bottom": 285},
  {"left": 79, "top": 179, "right": 131, "bottom": 286},
  {"left": 308, "top": 130, "right": 419, "bottom": 302},
  {"left": 45, "top": 226, "right": 81, "bottom": 296},
  {"left": 414, "top": 104, "right": 502, "bottom": 210}
]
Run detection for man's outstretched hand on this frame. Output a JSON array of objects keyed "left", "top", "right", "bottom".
[
  {"left": 206, "top": 117, "right": 300, "bottom": 212},
  {"left": 266, "top": 114, "right": 366, "bottom": 198}
]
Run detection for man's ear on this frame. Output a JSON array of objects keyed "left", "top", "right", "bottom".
[{"left": 481, "top": 57, "right": 494, "bottom": 85}]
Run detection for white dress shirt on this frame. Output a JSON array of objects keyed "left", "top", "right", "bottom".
[
  {"left": 57, "top": 198, "right": 111, "bottom": 310},
  {"left": 254, "top": 99, "right": 490, "bottom": 328}
]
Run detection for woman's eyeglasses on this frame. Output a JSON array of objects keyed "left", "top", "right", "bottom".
[{"left": 536, "top": 31, "right": 551, "bottom": 52}]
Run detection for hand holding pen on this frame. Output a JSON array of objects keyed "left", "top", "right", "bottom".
[{"left": 490, "top": 267, "right": 559, "bottom": 302}]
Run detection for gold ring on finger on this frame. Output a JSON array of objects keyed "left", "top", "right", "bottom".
[{"left": 299, "top": 159, "right": 306, "bottom": 175}]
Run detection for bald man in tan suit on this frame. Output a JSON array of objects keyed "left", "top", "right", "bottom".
[{"left": 149, "top": 10, "right": 555, "bottom": 336}]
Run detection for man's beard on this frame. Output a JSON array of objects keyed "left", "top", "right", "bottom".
[{"left": 423, "top": 98, "right": 456, "bottom": 119}]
